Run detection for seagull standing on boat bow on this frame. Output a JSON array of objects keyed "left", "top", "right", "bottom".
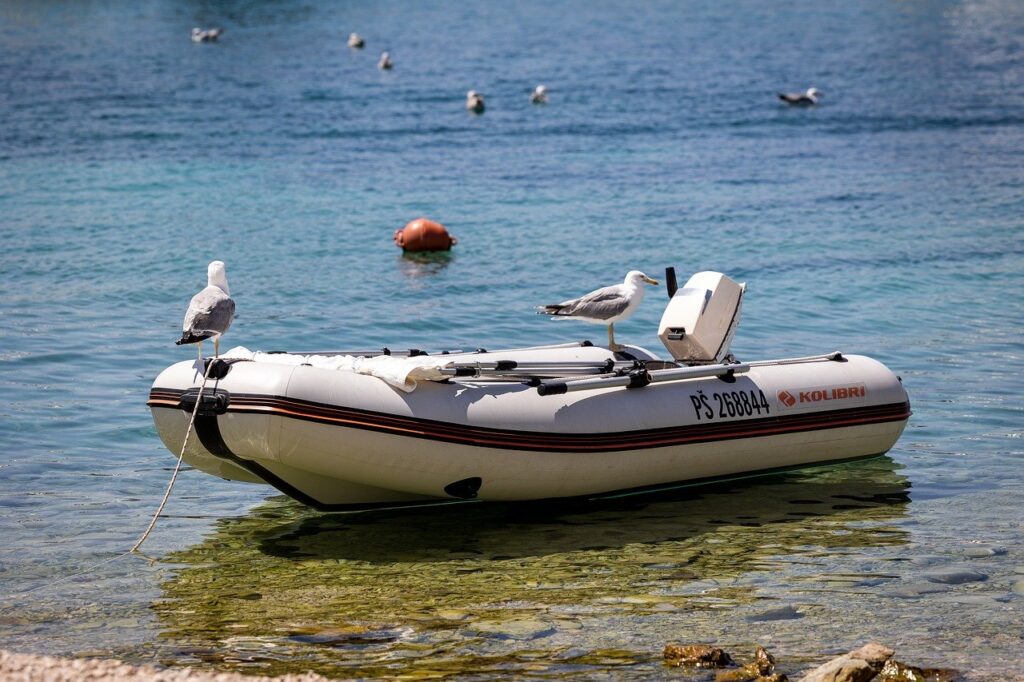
[{"left": 176, "top": 260, "right": 235, "bottom": 362}]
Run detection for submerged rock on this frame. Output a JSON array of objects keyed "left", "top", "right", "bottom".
[
  {"left": 287, "top": 625, "right": 404, "bottom": 647},
  {"left": 716, "top": 646, "right": 788, "bottom": 682},
  {"left": 664, "top": 644, "right": 734, "bottom": 668},
  {"left": 962, "top": 545, "right": 1006, "bottom": 559},
  {"left": 882, "top": 582, "right": 951, "bottom": 599},
  {"left": 877, "top": 659, "right": 960, "bottom": 681},
  {"left": 746, "top": 605, "right": 803, "bottom": 621},
  {"left": 797, "top": 642, "right": 894, "bottom": 682},
  {"left": 469, "top": 618, "right": 555, "bottom": 641},
  {"left": 718, "top": 669, "right": 789, "bottom": 682},
  {"left": 922, "top": 569, "right": 988, "bottom": 585}
]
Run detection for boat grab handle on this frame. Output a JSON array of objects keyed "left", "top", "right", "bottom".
[{"left": 179, "top": 387, "right": 230, "bottom": 416}]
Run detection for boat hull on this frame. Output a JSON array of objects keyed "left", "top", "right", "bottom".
[{"left": 148, "top": 348, "right": 910, "bottom": 509}]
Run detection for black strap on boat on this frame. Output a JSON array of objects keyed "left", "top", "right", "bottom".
[
  {"left": 192, "top": 413, "right": 235, "bottom": 460},
  {"left": 180, "top": 395, "right": 327, "bottom": 509}
]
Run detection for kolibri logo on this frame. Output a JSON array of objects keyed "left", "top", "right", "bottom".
[
  {"left": 777, "top": 384, "right": 866, "bottom": 407},
  {"left": 777, "top": 390, "right": 797, "bottom": 407}
]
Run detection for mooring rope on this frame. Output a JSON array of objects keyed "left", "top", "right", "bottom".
[
  {"left": 130, "top": 357, "right": 215, "bottom": 553},
  {"left": 7, "top": 358, "right": 216, "bottom": 598}
]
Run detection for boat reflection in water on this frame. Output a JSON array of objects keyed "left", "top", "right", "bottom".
[
  {"left": 397, "top": 250, "right": 454, "bottom": 280},
  {"left": 153, "top": 457, "right": 911, "bottom": 679}
]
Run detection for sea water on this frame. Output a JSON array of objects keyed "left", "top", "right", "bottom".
[{"left": 0, "top": 0, "right": 1022, "bottom": 678}]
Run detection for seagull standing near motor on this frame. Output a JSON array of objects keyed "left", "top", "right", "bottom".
[
  {"left": 778, "top": 87, "right": 821, "bottom": 106},
  {"left": 538, "top": 270, "right": 659, "bottom": 351},
  {"left": 176, "top": 260, "right": 235, "bottom": 362}
]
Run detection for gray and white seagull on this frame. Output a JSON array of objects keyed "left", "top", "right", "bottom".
[
  {"left": 538, "top": 270, "right": 659, "bottom": 351},
  {"left": 778, "top": 87, "right": 820, "bottom": 106},
  {"left": 176, "top": 260, "right": 235, "bottom": 361},
  {"left": 191, "top": 27, "right": 223, "bottom": 43}
]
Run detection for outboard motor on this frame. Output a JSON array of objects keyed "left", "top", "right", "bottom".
[{"left": 658, "top": 271, "right": 746, "bottom": 365}]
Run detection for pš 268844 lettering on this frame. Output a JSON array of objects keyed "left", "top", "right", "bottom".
[{"left": 690, "top": 389, "right": 770, "bottom": 421}]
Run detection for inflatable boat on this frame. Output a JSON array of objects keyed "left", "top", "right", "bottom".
[{"left": 148, "top": 271, "right": 911, "bottom": 510}]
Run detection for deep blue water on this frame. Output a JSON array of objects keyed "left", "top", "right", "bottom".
[{"left": 1, "top": 1, "right": 1022, "bottom": 678}]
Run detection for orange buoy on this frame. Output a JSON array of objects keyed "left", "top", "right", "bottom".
[{"left": 393, "top": 218, "right": 458, "bottom": 252}]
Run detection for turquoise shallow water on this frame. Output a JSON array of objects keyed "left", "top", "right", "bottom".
[{"left": 1, "top": 0, "right": 1023, "bottom": 678}]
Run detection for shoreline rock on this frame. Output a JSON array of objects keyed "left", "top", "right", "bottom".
[
  {"left": 662, "top": 641, "right": 962, "bottom": 682},
  {"left": 664, "top": 644, "right": 735, "bottom": 668},
  {"left": 798, "top": 642, "right": 893, "bottom": 682}
]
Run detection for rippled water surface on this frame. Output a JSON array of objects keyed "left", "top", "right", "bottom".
[{"left": 1, "top": 0, "right": 1022, "bottom": 679}]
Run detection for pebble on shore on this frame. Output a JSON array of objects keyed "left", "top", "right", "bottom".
[{"left": 0, "top": 649, "right": 329, "bottom": 682}]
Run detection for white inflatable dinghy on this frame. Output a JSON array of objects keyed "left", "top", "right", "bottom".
[{"left": 148, "top": 271, "right": 911, "bottom": 510}]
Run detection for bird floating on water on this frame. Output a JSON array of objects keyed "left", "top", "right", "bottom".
[
  {"left": 191, "top": 27, "right": 223, "bottom": 43},
  {"left": 778, "top": 87, "right": 820, "bottom": 106},
  {"left": 530, "top": 85, "right": 548, "bottom": 104},
  {"left": 538, "top": 270, "right": 659, "bottom": 351},
  {"left": 466, "top": 90, "right": 485, "bottom": 114},
  {"left": 348, "top": 32, "right": 365, "bottom": 48},
  {"left": 378, "top": 51, "right": 393, "bottom": 70},
  {"left": 176, "top": 260, "right": 235, "bottom": 362}
]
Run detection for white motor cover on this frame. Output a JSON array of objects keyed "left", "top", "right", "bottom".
[{"left": 658, "top": 271, "right": 745, "bottom": 364}]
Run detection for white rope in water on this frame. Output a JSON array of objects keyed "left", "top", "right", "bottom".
[{"left": 7, "top": 359, "right": 216, "bottom": 598}]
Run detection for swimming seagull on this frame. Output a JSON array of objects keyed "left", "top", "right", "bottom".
[
  {"left": 778, "top": 87, "right": 820, "bottom": 106},
  {"left": 348, "top": 32, "right": 365, "bottom": 48},
  {"left": 176, "top": 260, "right": 235, "bottom": 361},
  {"left": 530, "top": 85, "right": 548, "bottom": 104},
  {"left": 191, "top": 27, "right": 223, "bottom": 43},
  {"left": 378, "top": 51, "right": 393, "bottom": 70},
  {"left": 466, "top": 90, "right": 485, "bottom": 114},
  {"left": 537, "top": 270, "right": 659, "bottom": 351}
]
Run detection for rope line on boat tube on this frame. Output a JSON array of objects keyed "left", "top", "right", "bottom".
[
  {"left": 3, "top": 359, "right": 216, "bottom": 600},
  {"left": 130, "top": 357, "right": 216, "bottom": 553}
]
